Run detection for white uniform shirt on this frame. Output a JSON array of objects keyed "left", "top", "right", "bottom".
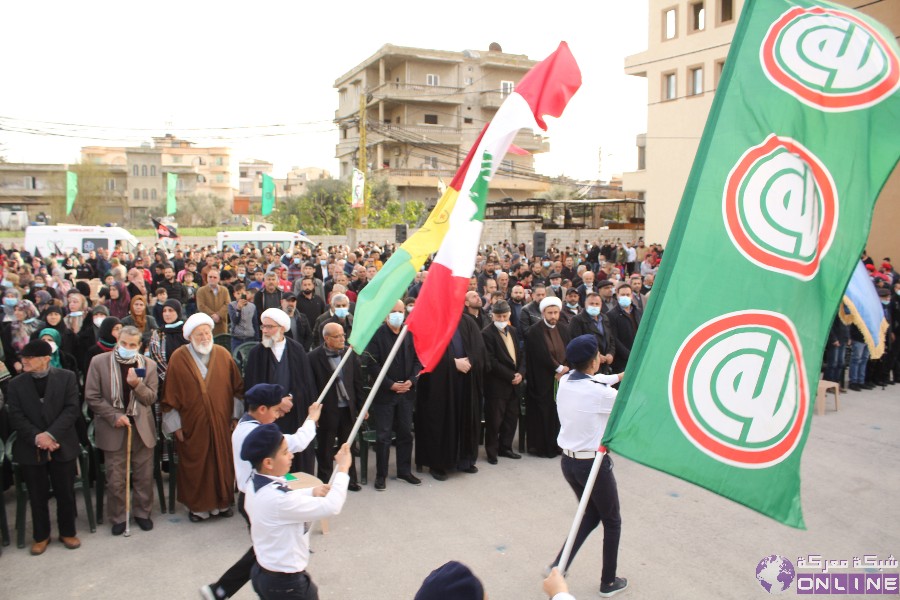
[
  {"left": 556, "top": 371, "right": 618, "bottom": 452},
  {"left": 246, "top": 471, "right": 349, "bottom": 573},
  {"left": 232, "top": 415, "right": 317, "bottom": 494}
]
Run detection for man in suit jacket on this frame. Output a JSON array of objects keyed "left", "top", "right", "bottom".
[
  {"left": 481, "top": 301, "right": 524, "bottom": 464},
  {"left": 308, "top": 322, "right": 363, "bottom": 490},
  {"left": 85, "top": 325, "right": 159, "bottom": 535},
  {"left": 196, "top": 269, "right": 231, "bottom": 336},
  {"left": 608, "top": 284, "right": 643, "bottom": 373},
  {"left": 6, "top": 340, "right": 81, "bottom": 555},
  {"left": 568, "top": 292, "right": 617, "bottom": 375}
]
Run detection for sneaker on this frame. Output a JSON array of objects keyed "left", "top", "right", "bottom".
[
  {"left": 599, "top": 577, "right": 628, "bottom": 597},
  {"left": 398, "top": 473, "right": 422, "bottom": 486},
  {"left": 374, "top": 477, "right": 386, "bottom": 491}
]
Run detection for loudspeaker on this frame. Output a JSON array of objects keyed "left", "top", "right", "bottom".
[
  {"left": 395, "top": 223, "right": 408, "bottom": 243},
  {"left": 533, "top": 231, "right": 546, "bottom": 257}
]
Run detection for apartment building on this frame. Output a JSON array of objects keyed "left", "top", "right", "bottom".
[
  {"left": 334, "top": 43, "right": 551, "bottom": 207},
  {"left": 623, "top": 0, "right": 900, "bottom": 261}
]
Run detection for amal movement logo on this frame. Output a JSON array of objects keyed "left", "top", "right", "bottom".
[
  {"left": 723, "top": 135, "right": 838, "bottom": 281},
  {"left": 761, "top": 6, "right": 900, "bottom": 111},
  {"left": 669, "top": 311, "right": 809, "bottom": 469}
]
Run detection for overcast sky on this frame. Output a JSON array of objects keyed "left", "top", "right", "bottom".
[{"left": 0, "top": 1, "right": 649, "bottom": 183}]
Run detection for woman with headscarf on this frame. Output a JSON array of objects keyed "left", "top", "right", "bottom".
[
  {"left": 38, "top": 327, "right": 79, "bottom": 375},
  {"left": 126, "top": 267, "right": 150, "bottom": 300},
  {"left": 36, "top": 305, "right": 76, "bottom": 356},
  {"left": 2, "top": 287, "right": 21, "bottom": 323},
  {"left": 76, "top": 305, "right": 108, "bottom": 373},
  {"left": 121, "top": 294, "right": 158, "bottom": 349},
  {"left": 1, "top": 299, "right": 45, "bottom": 375},
  {"left": 83, "top": 316, "right": 121, "bottom": 367},
  {"left": 102, "top": 282, "right": 131, "bottom": 320},
  {"left": 33, "top": 289, "right": 53, "bottom": 317},
  {"left": 147, "top": 299, "right": 187, "bottom": 392},
  {"left": 65, "top": 292, "right": 89, "bottom": 335}
]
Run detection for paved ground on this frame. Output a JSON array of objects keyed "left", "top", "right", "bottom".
[{"left": 3, "top": 384, "right": 898, "bottom": 600}]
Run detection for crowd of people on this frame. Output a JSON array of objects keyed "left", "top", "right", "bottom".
[{"left": 2, "top": 232, "right": 894, "bottom": 598}]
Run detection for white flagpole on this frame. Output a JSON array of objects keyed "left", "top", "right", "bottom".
[
  {"left": 557, "top": 449, "right": 607, "bottom": 574},
  {"left": 328, "top": 324, "right": 409, "bottom": 484},
  {"left": 312, "top": 347, "right": 353, "bottom": 406}
]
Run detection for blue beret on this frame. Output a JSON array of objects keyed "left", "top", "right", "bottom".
[
  {"left": 414, "top": 561, "right": 484, "bottom": 600},
  {"left": 245, "top": 383, "right": 286, "bottom": 408},
  {"left": 566, "top": 334, "right": 599, "bottom": 364},
  {"left": 240, "top": 423, "right": 284, "bottom": 464}
]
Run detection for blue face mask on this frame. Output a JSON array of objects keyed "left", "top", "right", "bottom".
[
  {"left": 1, "top": 280, "right": 12, "bottom": 289},
  {"left": 388, "top": 311, "right": 404, "bottom": 328},
  {"left": 320, "top": 260, "right": 327, "bottom": 267},
  {"left": 116, "top": 346, "right": 138, "bottom": 360},
  {"left": 618, "top": 296, "right": 632, "bottom": 308},
  {"left": 68, "top": 311, "right": 83, "bottom": 317},
  {"left": 566, "top": 302, "right": 579, "bottom": 309},
  {"left": 586, "top": 306, "right": 601, "bottom": 317},
  {"left": 3, "top": 297, "right": 17, "bottom": 307},
  {"left": 34, "top": 283, "right": 45, "bottom": 288},
  {"left": 542, "top": 261, "right": 551, "bottom": 268},
  {"left": 334, "top": 307, "right": 349, "bottom": 319},
  {"left": 293, "top": 258, "right": 301, "bottom": 265}
]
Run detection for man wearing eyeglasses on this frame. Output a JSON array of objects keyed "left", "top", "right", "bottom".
[{"left": 308, "top": 322, "right": 363, "bottom": 490}]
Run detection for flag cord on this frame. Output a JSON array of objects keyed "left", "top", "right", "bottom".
[
  {"left": 328, "top": 325, "right": 409, "bottom": 485},
  {"left": 557, "top": 449, "right": 607, "bottom": 575}
]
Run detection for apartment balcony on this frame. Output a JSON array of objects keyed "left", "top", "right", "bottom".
[
  {"left": 480, "top": 90, "right": 511, "bottom": 109},
  {"left": 513, "top": 131, "right": 549, "bottom": 153},
  {"left": 369, "top": 82, "right": 464, "bottom": 104}
]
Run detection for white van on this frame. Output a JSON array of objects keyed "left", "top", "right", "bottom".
[
  {"left": 24, "top": 225, "right": 139, "bottom": 257},
  {"left": 216, "top": 230, "right": 315, "bottom": 255}
]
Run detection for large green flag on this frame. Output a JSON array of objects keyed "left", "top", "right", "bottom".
[
  {"left": 603, "top": 0, "right": 900, "bottom": 528},
  {"left": 65, "top": 171, "right": 77, "bottom": 216},
  {"left": 166, "top": 173, "right": 177, "bottom": 215},
  {"left": 261, "top": 174, "right": 275, "bottom": 216}
]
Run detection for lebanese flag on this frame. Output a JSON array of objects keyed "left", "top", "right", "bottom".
[{"left": 407, "top": 41, "right": 581, "bottom": 372}]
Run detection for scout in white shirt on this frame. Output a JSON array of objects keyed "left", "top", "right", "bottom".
[
  {"left": 201, "top": 383, "right": 321, "bottom": 600},
  {"left": 242, "top": 423, "right": 352, "bottom": 600},
  {"left": 550, "top": 334, "right": 628, "bottom": 598}
]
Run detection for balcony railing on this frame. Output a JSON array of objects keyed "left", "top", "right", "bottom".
[{"left": 370, "top": 82, "right": 464, "bottom": 103}]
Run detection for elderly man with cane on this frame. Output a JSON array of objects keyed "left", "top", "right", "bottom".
[
  {"left": 85, "top": 325, "right": 159, "bottom": 535},
  {"left": 548, "top": 334, "right": 627, "bottom": 597}
]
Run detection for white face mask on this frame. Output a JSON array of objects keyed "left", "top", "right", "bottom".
[
  {"left": 93, "top": 317, "right": 106, "bottom": 327},
  {"left": 493, "top": 320, "right": 508, "bottom": 331},
  {"left": 46, "top": 341, "right": 58, "bottom": 354}
]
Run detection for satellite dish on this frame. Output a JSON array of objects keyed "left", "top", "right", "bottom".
[{"left": 488, "top": 42, "right": 502, "bottom": 52}]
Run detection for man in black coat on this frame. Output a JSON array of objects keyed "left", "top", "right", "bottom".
[
  {"left": 252, "top": 272, "right": 284, "bottom": 327},
  {"left": 524, "top": 297, "right": 570, "bottom": 458},
  {"left": 365, "top": 300, "right": 422, "bottom": 491},
  {"left": 6, "top": 340, "right": 82, "bottom": 555},
  {"left": 296, "top": 276, "right": 327, "bottom": 331},
  {"left": 308, "top": 322, "right": 363, "bottom": 491},
  {"left": 243, "top": 308, "right": 317, "bottom": 474},
  {"left": 518, "top": 284, "right": 547, "bottom": 339},
  {"left": 481, "top": 301, "right": 524, "bottom": 464},
  {"left": 568, "top": 292, "right": 617, "bottom": 375},
  {"left": 608, "top": 283, "right": 642, "bottom": 373},
  {"left": 281, "top": 293, "right": 314, "bottom": 351}
]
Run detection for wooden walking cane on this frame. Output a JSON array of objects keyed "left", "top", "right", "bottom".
[{"left": 124, "top": 423, "right": 133, "bottom": 537}]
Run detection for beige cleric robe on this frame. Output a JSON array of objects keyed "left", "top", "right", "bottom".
[{"left": 162, "top": 344, "right": 243, "bottom": 513}]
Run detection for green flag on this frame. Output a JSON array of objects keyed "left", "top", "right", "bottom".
[
  {"left": 65, "top": 171, "right": 77, "bottom": 216},
  {"left": 602, "top": 0, "right": 900, "bottom": 528},
  {"left": 261, "top": 174, "right": 275, "bottom": 216},
  {"left": 166, "top": 173, "right": 177, "bottom": 215}
]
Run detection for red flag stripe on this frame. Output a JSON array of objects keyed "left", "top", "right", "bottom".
[{"left": 407, "top": 262, "right": 470, "bottom": 372}]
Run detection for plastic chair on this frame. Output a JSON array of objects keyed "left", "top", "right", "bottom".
[
  {"left": 815, "top": 379, "right": 840, "bottom": 415},
  {"left": 233, "top": 341, "right": 258, "bottom": 378},
  {"left": 0, "top": 436, "right": 9, "bottom": 547},
  {"left": 214, "top": 333, "right": 232, "bottom": 351}
]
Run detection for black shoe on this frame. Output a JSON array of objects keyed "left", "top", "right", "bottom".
[
  {"left": 890, "top": 380, "right": 897, "bottom": 385},
  {"left": 849, "top": 383, "right": 862, "bottom": 391},
  {"left": 599, "top": 577, "right": 628, "bottom": 597},
  {"left": 348, "top": 482, "right": 362, "bottom": 492},
  {"left": 188, "top": 512, "right": 208, "bottom": 523},
  {"left": 111, "top": 522, "right": 126, "bottom": 536},
  {"left": 500, "top": 450, "right": 522, "bottom": 459},
  {"left": 374, "top": 477, "right": 386, "bottom": 491},
  {"left": 431, "top": 469, "right": 448, "bottom": 481},
  {"left": 217, "top": 508, "right": 234, "bottom": 518},
  {"left": 487, "top": 457, "right": 498, "bottom": 465},
  {"left": 398, "top": 473, "right": 422, "bottom": 486},
  {"left": 134, "top": 517, "right": 154, "bottom": 531},
  {"left": 863, "top": 382, "right": 876, "bottom": 389},
  {"left": 461, "top": 465, "right": 478, "bottom": 474}
]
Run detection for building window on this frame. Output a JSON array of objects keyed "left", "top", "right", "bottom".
[
  {"left": 196, "top": 175, "right": 205, "bottom": 183},
  {"left": 664, "top": 7, "right": 677, "bottom": 40},
  {"left": 423, "top": 114, "right": 438, "bottom": 125},
  {"left": 133, "top": 189, "right": 140, "bottom": 200},
  {"left": 150, "top": 166, "right": 156, "bottom": 176},
  {"left": 426, "top": 74, "right": 439, "bottom": 86},
  {"left": 663, "top": 72, "right": 677, "bottom": 101},
  {"left": 689, "top": 66, "right": 704, "bottom": 96},
  {"left": 107, "top": 179, "right": 116, "bottom": 191},
  {"left": 637, "top": 145, "right": 646, "bottom": 171},
  {"left": 216, "top": 174, "right": 225, "bottom": 183},
  {"left": 718, "top": 0, "right": 733, "bottom": 24},
  {"left": 464, "top": 117, "right": 474, "bottom": 124},
  {"left": 423, "top": 156, "right": 438, "bottom": 169},
  {"left": 240, "top": 170, "right": 248, "bottom": 178},
  {"left": 500, "top": 80, "right": 515, "bottom": 97},
  {"left": 151, "top": 189, "right": 157, "bottom": 200},
  {"left": 172, "top": 155, "right": 182, "bottom": 164},
  {"left": 464, "top": 77, "right": 474, "bottom": 86},
  {"left": 132, "top": 165, "right": 139, "bottom": 176},
  {"left": 142, "top": 189, "right": 148, "bottom": 200},
  {"left": 141, "top": 165, "right": 147, "bottom": 176},
  {"left": 215, "top": 157, "right": 224, "bottom": 166},
  {"left": 715, "top": 59, "right": 727, "bottom": 88},
  {"left": 690, "top": 2, "right": 705, "bottom": 32}
]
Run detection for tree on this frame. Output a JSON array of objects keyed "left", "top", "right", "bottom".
[
  {"left": 58, "top": 162, "right": 125, "bottom": 225},
  {"left": 168, "top": 193, "right": 228, "bottom": 227},
  {"left": 270, "top": 178, "right": 354, "bottom": 235}
]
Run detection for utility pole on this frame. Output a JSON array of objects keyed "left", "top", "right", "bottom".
[{"left": 358, "top": 92, "right": 368, "bottom": 226}]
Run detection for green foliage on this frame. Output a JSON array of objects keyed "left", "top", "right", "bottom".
[{"left": 173, "top": 194, "right": 229, "bottom": 227}]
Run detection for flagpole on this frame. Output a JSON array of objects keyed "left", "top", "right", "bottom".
[
  {"left": 328, "top": 324, "right": 408, "bottom": 484},
  {"left": 312, "top": 346, "right": 354, "bottom": 406},
  {"left": 556, "top": 448, "right": 607, "bottom": 574}
]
